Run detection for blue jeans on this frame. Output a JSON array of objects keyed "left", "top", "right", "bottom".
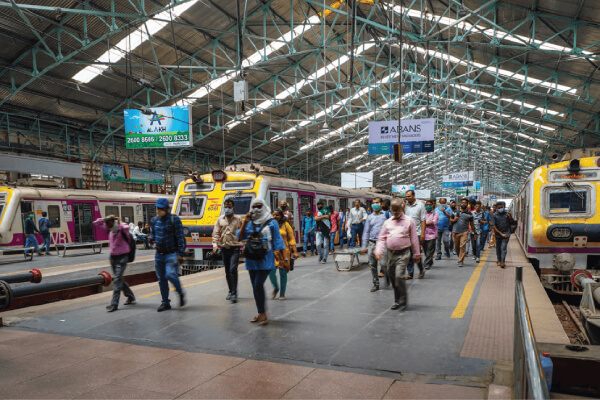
[
  {"left": 330, "top": 231, "right": 337, "bottom": 251},
  {"left": 155, "top": 253, "right": 183, "bottom": 304},
  {"left": 316, "top": 232, "right": 330, "bottom": 261},
  {"left": 303, "top": 232, "right": 315, "bottom": 253},
  {"left": 25, "top": 234, "right": 39, "bottom": 254},
  {"left": 338, "top": 230, "right": 346, "bottom": 249},
  {"left": 479, "top": 230, "right": 489, "bottom": 253},
  {"left": 40, "top": 233, "right": 51, "bottom": 253},
  {"left": 140, "top": 237, "right": 150, "bottom": 248},
  {"left": 496, "top": 234, "right": 510, "bottom": 263},
  {"left": 349, "top": 224, "right": 363, "bottom": 247},
  {"left": 249, "top": 269, "right": 270, "bottom": 313}
]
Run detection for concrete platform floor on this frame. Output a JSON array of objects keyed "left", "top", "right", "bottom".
[{"left": 1, "top": 245, "right": 516, "bottom": 399}]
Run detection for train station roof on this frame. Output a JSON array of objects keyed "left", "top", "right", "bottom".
[{"left": 1, "top": 0, "right": 599, "bottom": 195}]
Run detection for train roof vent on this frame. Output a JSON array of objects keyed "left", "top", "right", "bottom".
[
  {"left": 225, "top": 164, "right": 280, "bottom": 176},
  {"left": 17, "top": 178, "right": 60, "bottom": 188},
  {"left": 561, "top": 148, "right": 600, "bottom": 161}
]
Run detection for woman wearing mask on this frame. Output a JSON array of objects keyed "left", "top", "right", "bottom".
[
  {"left": 238, "top": 199, "right": 286, "bottom": 325},
  {"left": 338, "top": 209, "right": 346, "bottom": 249},
  {"left": 269, "top": 209, "right": 299, "bottom": 300}
]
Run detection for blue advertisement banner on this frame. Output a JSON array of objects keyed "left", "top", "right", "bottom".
[
  {"left": 442, "top": 181, "right": 474, "bottom": 188},
  {"left": 124, "top": 105, "right": 192, "bottom": 149}
]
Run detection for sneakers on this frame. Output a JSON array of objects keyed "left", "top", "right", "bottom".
[
  {"left": 435, "top": 256, "right": 441, "bottom": 260},
  {"left": 320, "top": 260, "right": 326, "bottom": 264},
  {"left": 452, "top": 250, "right": 457, "bottom": 255},
  {"left": 458, "top": 264, "right": 463, "bottom": 268},
  {"left": 179, "top": 293, "right": 186, "bottom": 307},
  {"left": 279, "top": 295, "right": 286, "bottom": 301},
  {"left": 370, "top": 285, "right": 379, "bottom": 292},
  {"left": 445, "top": 252, "right": 451, "bottom": 258},
  {"left": 301, "top": 252, "right": 306, "bottom": 257},
  {"left": 472, "top": 256, "right": 477, "bottom": 260},
  {"left": 475, "top": 257, "right": 480, "bottom": 262},
  {"left": 226, "top": 292, "right": 232, "bottom": 301},
  {"left": 230, "top": 292, "right": 237, "bottom": 303},
  {"left": 391, "top": 302, "right": 406, "bottom": 311},
  {"left": 106, "top": 305, "right": 118, "bottom": 312},
  {"left": 157, "top": 303, "right": 171, "bottom": 312}
]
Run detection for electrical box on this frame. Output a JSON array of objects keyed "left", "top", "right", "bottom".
[{"left": 233, "top": 80, "right": 248, "bottom": 102}]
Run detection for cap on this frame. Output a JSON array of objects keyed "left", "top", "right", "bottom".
[{"left": 155, "top": 198, "right": 170, "bottom": 209}]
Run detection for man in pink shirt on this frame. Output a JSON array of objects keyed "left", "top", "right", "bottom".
[
  {"left": 423, "top": 200, "right": 439, "bottom": 270},
  {"left": 93, "top": 216, "right": 135, "bottom": 312},
  {"left": 375, "top": 199, "right": 421, "bottom": 311}
]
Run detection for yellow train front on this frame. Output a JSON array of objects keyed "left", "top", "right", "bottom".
[{"left": 514, "top": 154, "right": 600, "bottom": 294}]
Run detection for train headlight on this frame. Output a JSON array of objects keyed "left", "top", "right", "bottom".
[
  {"left": 211, "top": 170, "right": 227, "bottom": 182},
  {"left": 551, "top": 227, "right": 571, "bottom": 239},
  {"left": 553, "top": 253, "right": 576, "bottom": 272}
]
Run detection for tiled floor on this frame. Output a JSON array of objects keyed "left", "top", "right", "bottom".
[{"left": 0, "top": 330, "right": 487, "bottom": 399}]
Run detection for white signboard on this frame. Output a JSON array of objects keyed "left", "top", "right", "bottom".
[
  {"left": 442, "top": 171, "right": 474, "bottom": 188},
  {"left": 368, "top": 118, "right": 435, "bottom": 154},
  {"left": 415, "top": 189, "right": 431, "bottom": 199},
  {"left": 341, "top": 172, "right": 373, "bottom": 189}
]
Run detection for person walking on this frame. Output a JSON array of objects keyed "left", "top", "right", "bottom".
[
  {"left": 361, "top": 198, "right": 389, "bottom": 292},
  {"left": 449, "top": 200, "right": 458, "bottom": 254},
  {"left": 338, "top": 208, "right": 346, "bottom": 249},
  {"left": 423, "top": 200, "right": 438, "bottom": 270},
  {"left": 213, "top": 198, "right": 242, "bottom": 303},
  {"left": 38, "top": 211, "right": 52, "bottom": 255},
  {"left": 347, "top": 200, "right": 367, "bottom": 247},
  {"left": 301, "top": 208, "right": 316, "bottom": 256},
  {"left": 238, "top": 199, "right": 285, "bottom": 325},
  {"left": 374, "top": 199, "right": 421, "bottom": 310},
  {"left": 490, "top": 201, "right": 514, "bottom": 268},
  {"left": 435, "top": 198, "right": 452, "bottom": 260},
  {"left": 24, "top": 213, "right": 42, "bottom": 256},
  {"left": 470, "top": 202, "right": 484, "bottom": 262},
  {"left": 479, "top": 205, "right": 491, "bottom": 255},
  {"left": 450, "top": 201, "right": 477, "bottom": 267},
  {"left": 403, "top": 190, "right": 426, "bottom": 279},
  {"left": 269, "top": 208, "right": 299, "bottom": 301},
  {"left": 315, "top": 201, "right": 331, "bottom": 264},
  {"left": 489, "top": 205, "right": 497, "bottom": 248},
  {"left": 93, "top": 216, "right": 136, "bottom": 312},
  {"left": 329, "top": 208, "right": 339, "bottom": 255},
  {"left": 148, "top": 198, "right": 186, "bottom": 312}
]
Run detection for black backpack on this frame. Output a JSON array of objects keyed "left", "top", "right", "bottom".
[
  {"left": 244, "top": 220, "right": 272, "bottom": 260},
  {"left": 120, "top": 227, "right": 136, "bottom": 263}
]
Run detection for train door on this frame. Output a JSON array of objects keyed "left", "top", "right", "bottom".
[
  {"left": 269, "top": 192, "right": 279, "bottom": 211},
  {"left": 143, "top": 204, "right": 156, "bottom": 223},
  {"left": 20, "top": 201, "right": 34, "bottom": 242},
  {"left": 339, "top": 198, "right": 348, "bottom": 212},
  {"left": 73, "top": 202, "right": 94, "bottom": 242},
  {"left": 300, "top": 195, "right": 313, "bottom": 216}
]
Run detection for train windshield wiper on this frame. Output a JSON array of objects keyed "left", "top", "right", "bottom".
[{"left": 565, "top": 182, "right": 585, "bottom": 201}]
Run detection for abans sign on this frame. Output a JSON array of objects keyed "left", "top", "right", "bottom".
[{"left": 368, "top": 119, "right": 435, "bottom": 155}]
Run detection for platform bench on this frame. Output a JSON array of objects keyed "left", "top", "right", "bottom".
[
  {"left": 56, "top": 242, "right": 102, "bottom": 257},
  {"left": 0, "top": 247, "right": 35, "bottom": 264},
  {"left": 333, "top": 248, "right": 367, "bottom": 271}
]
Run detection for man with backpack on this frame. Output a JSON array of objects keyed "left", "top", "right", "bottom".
[
  {"left": 315, "top": 201, "right": 331, "bottom": 264},
  {"left": 38, "top": 211, "right": 52, "bottom": 255},
  {"left": 24, "top": 213, "right": 42, "bottom": 256},
  {"left": 148, "top": 198, "right": 186, "bottom": 312},
  {"left": 93, "top": 216, "right": 136, "bottom": 312}
]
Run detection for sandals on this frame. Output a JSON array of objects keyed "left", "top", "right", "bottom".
[
  {"left": 251, "top": 315, "right": 260, "bottom": 323},
  {"left": 252, "top": 313, "right": 269, "bottom": 325},
  {"left": 418, "top": 270, "right": 425, "bottom": 279}
]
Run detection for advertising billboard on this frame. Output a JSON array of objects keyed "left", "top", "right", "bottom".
[
  {"left": 391, "top": 184, "right": 415, "bottom": 197},
  {"left": 442, "top": 171, "right": 474, "bottom": 188},
  {"left": 124, "top": 105, "right": 192, "bottom": 149},
  {"left": 368, "top": 118, "right": 435, "bottom": 155}
]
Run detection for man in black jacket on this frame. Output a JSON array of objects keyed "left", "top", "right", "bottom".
[{"left": 24, "top": 214, "right": 42, "bottom": 256}]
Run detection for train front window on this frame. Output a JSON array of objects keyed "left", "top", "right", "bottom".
[
  {"left": 224, "top": 195, "right": 253, "bottom": 215},
  {"left": 177, "top": 195, "right": 206, "bottom": 218},
  {"left": 548, "top": 188, "right": 589, "bottom": 214}
]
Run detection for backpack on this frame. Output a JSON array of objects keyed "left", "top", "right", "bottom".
[
  {"left": 244, "top": 220, "right": 272, "bottom": 260},
  {"left": 39, "top": 218, "right": 50, "bottom": 234},
  {"left": 120, "top": 226, "right": 136, "bottom": 263}
]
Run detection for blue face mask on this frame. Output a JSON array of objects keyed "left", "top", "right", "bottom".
[{"left": 372, "top": 203, "right": 381, "bottom": 211}]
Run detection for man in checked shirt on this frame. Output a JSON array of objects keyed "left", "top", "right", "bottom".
[{"left": 374, "top": 199, "right": 421, "bottom": 311}]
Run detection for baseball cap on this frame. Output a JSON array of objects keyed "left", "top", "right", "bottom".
[{"left": 155, "top": 198, "right": 170, "bottom": 209}]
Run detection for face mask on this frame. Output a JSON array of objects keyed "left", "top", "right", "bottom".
[
  {"left": 460, "top": 206, "right": 467, "bottom": 211},
  {"left": 372, "top": 203, "right": 381, "bottom": 211},
  {"left": 392, "top": 212, "right": 403, "bottom": 219},
  {"left": 251, "top": 208, "right": 261, "bottom": 220},
  {"left": 497, "top": 208, "right": 506, "bottom": 214},
  {"left": 382, "top": 205, "right": 389, "bottom": 211},
  {"left": 425, "top": 206, "right": 433, "bottom": 212},
  {"left": 224, "top": 207, "right": 234, "bottom": 215}
]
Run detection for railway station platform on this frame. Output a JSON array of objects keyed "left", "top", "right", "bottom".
[{"left": 0, "top": 240, "right": 567, "bottom": 399}]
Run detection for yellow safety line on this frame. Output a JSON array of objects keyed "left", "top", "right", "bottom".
[{"left": 450, "top": 248, "right": 490, "bottom": 319}]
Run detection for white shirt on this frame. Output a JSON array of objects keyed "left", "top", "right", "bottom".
[
  {"left": 404, "top": 201, "right": 426, "bottom": 236},
  {"left": 348, "top": 207, "right": 367, "bottom": 225},
  {"left": 132, "top": 226, "right": 146, "bottom": 239}
]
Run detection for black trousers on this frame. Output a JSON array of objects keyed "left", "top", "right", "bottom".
[{"left": 222, "top": 248, "right": 240, "bottom": 294}]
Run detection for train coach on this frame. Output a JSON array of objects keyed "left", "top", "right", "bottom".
[
  {"left": 513, "top": 150, "right": 600, "bottom": 294},
  {"left": 0, "top": 186, "right": 172, "bottom": 249},
  {"left": 173, "top": 164, "right": 391, "bottom": 262}
]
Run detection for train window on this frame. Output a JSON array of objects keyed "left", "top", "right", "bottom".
[
  {"left": 222, "top": 181, "right": 254, "bottom": 190},
  {"left": 48, "top": 205, "right": 61, "bottom": 228},
  {"left": 0, "top": 192, "right": 5, "bottom": 219},
  {"left": 328, "top": 200, "right": 335, "bottom": 211},
  {"left": 339, "top": 198, "right": 347, "bottom": 211},
  {"left": 184, "top": 183, "right": 215, "bottom": 192},
  {"left": 121, "top": 206, "right": 134, "bottom": 224},
  {"left": 105, "top": 206, "right": 119, "bottom": 218},
  {"left": 177, "top": 195, "right": 206, "bottom": 218},
  {"left": 224, "top": 195, "right": 253, "bottom": 215},
  {"left": 547, "top": 188, "right": 589, "bottom": 214},
  {"left": 270, "top": 192, "right": 278, "bottom": 210}
]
